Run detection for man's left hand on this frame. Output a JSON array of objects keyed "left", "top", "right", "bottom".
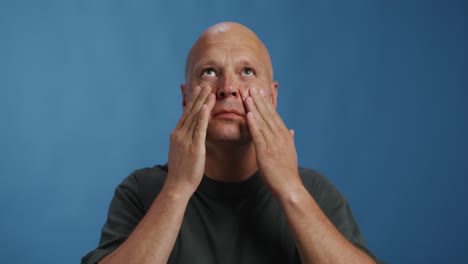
[{"left": 243, "top": 86, "right": 303, "bottom": 197}]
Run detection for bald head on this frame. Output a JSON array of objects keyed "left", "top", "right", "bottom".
[
  {"left": 185, "top": 22, "right": 274, "bottom": 82},
  {"left": 180, "top": 22, "right": 279, "bottom": 144}
]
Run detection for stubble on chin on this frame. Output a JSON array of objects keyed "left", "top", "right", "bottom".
[{"left": 205, "top": 120, "right": 251, "bottom": 144}]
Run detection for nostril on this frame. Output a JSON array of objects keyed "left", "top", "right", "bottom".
[
  {"left": 216, "top": 89, "right": 238, "bottom": 99},
  {"left": 217, "top": 91, "right": 226, "bottom": 99}
]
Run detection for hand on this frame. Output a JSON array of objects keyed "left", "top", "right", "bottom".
[
  {"left": 166, "top": 85, "right": 215, "bottom": 194},
  {"left": 243, "top": 86, "right": 302, "bottom": 197}
]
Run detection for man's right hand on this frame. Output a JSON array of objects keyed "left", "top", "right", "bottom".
[
  {"left": 165, "top": 85, "right": 215, "bottom": 194},
  {"left": 98, "top": 86, "right": 215, "bottom": 264}
]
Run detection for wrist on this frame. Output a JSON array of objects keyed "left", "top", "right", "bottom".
[
  {"left": 274, "top": 182, "right": 309, "bottom": 207},
  {"left": 162, "top": 177, "right": 197, "bottom": 201}
]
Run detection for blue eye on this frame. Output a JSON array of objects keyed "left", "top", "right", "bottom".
[
  {"left": 202, "top": 68, "right": 217, "bottom": 77},
  {"left": 242, "top": 68, "right": 254, "bottom": 76}
]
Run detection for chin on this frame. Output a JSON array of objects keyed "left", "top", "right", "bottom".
[{"left": 206, "top": 121, "right": 250, "bottom": 143}]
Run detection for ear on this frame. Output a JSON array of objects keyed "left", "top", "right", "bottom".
[
  {"left": 270, "top": 81, "right": 279, "bottom": 109},
  {"left": 180, "top": 83, "right": 187, "bottom": 108}
]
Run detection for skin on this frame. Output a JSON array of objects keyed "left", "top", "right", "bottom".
[
  {"left": 181, "top": 22, "right": 280, "bottom": 183},
  {"left": 100, "top": 22, "right": 375, "bottom": 264}
]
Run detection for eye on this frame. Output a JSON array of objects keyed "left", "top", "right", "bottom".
[
  {"left": 242, "top": 67, "right": 254, "bottom": 77},
  {"left": 202, "top": 68, "right": 217, "bottom": 77}
]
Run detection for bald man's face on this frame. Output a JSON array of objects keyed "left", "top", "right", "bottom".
[{"left": 182, "top": 27, "right": 278, "bottom": 144}]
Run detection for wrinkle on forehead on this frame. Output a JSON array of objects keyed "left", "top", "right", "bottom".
[{"left": 185, "top": 22, "right": 274, "bottom": 82}]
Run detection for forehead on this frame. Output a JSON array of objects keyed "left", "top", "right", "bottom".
[
  {"left": 186, "top": 29, "right": 273, "bottom": 79},
  {"left": 192, "top": 40, "right": 266, "bottom": 66},
  {"left": 203, "top": 35, "right": 261, "bottom": 51}
]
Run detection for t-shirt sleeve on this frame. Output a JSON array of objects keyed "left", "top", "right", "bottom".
[
  {"left": 300, "top": 168, "right": 383, "bottom": 263},
  {"left": 81, "top": 174, "right": 145, "bottom": 264}
]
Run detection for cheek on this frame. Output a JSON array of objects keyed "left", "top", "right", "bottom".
[
  {"left": 239, "top": 78, "right": 262, "bottom": 91},
  {"left": 192, "top": 80, "right": 217, "bottom": 93},
  {"left": 245, "top": 80, "right": 273, "bottom": 96}
]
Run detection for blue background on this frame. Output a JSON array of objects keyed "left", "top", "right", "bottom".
[{"left": 1, "top": 0, "right": 467, "bottom": 263}]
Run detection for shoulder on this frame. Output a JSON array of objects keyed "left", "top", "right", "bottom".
[
  {"left": 119, "top": 164, "right": 168, "bottom": 212},
  {"left": 297, "top": 166, "right": 346, "bottom": 215},
  {"left": 298, "top": 167, "right": 380, "bottom": 261},
  {"left": 298, "top": 166, "right": 337, "bottom": 195}
]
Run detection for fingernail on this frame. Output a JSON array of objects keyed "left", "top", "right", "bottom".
[
  {"left": 259, "top": 89, "right": 265, "bottom": 96},
  {"left": 251, "top": 87, "right": 257, "bottom": 94},
  {"left": 241, "top": 90, "right": 246, "bottom": 101}
]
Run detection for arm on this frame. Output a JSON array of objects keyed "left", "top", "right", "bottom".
[
  {"left": 99, "top": 86, "right": 215, "bottom": 264},
  {"left": 277, "top": 185, "right": 375, "bottom": 264},
  {"left": 99, "top": 183, "right": 191, "bottom": 264},
  {"left": 243, "top": 86, "right": 375, "bottom": 264}
]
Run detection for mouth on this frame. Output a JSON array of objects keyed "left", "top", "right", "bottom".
[{"left": 213, "top": 109, "right": 244, "bottom": 118}]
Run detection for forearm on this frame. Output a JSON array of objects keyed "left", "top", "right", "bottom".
[
  {"left": 277, "top": 185, "right": 375, "bottom": 264},
  {"left": 100, "top": 183, "right": 192, "bottom": 264}
]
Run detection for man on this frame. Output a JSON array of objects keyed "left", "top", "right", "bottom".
[{"left": 83, "top": 22, "right": 380, "bottom": 264}]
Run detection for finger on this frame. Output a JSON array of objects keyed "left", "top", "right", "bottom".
[
  {"left": 240, "top": 88, "right": 249, "bottom": 102},
  {"left": 193, "top": 94, "right": 216, "bottom": 143},
  {"left": 185, "top": 88, "right": 213, "bottom": 135},
  {"left": 244, "top": 87, "right": 278, "bottom": 143},
  {"left": 246, "top": 111, "right": 266, "bottom": 148},
  {"left": 259, "top": 89, "right": 288, "bottom": 131},
  {"left": 181, "top": 86, "right": 212, "bottom": 133},
  {"left": 254, "top": 87, "right": 290, "bottom": 135},
  {"left": 176, "top": 85, "right": 201, "bottom": 129},
  {"left": 205, "top": 92, "right": 216, "bottom": 111},
  {"left": 248, "top": 87, "right": 281, "bottom": 133},
  {"left": 240, "top": 88, "right": 250, "bottom": 113},
  {"left": 245, "top": 96, "right": 269, "bottom": 143}
]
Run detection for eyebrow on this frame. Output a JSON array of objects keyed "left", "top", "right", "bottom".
[
  {"left": 194, "top": 58, "right": 259, "bottom": 71},
  {"left": 194, "top": 60, "right": 219, "bottom": 71},
  {"left": 238, "top": 58, "right": 258, "bottom": 68}
]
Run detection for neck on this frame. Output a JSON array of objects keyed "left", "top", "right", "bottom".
[{"left": 204, "top": 140, "right": 257, "bottom": 182}]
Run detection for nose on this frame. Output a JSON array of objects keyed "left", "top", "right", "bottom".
[{"left": 216, "top": 73, "right": 239, "bottom": 99}]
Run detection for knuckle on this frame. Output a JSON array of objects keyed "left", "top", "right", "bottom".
[
  {"left": 254, "top": 130, "right": 262, "bottom": 139},
  {"left": 195, "top": 122, "right": 204, "bottom": 132},
  {"left": 191, "top": 103, "right": 202, "bottom": 114},
  {"left": 170, "top": 131, "right": 182, "bottom": 142},
  {"left": 264, "top": 110, "right": 275, "bottom": 120},
  {"left": 170, "top": 134, "right": 177, "bottom": 143},
  {"left": 258, "top": 120, "right": 266, "bottom": 129},
  {"left": 188, "top": 145, "right": 198, "bottom": 154},
  {"left": 188, "top": 107, "right": 196, "bottom": 116}
]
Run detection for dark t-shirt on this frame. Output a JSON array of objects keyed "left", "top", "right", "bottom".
[{"left": 82, "top": 164, "right": 379, "bottom": 263}]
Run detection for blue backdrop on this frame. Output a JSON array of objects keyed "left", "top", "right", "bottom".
[{"left": 1, "top": 0, "right": 467, "bottom": 263}]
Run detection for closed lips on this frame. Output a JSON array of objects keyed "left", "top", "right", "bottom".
[{"left": 213, "top": 110, "right": 244, "bottom": 117}]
